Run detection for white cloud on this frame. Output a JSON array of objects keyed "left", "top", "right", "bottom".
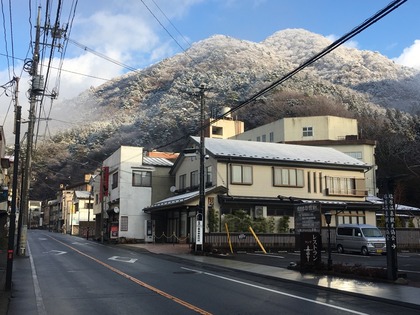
[{"left": 393, "top": 40, "right": 420, "bottom": 70}]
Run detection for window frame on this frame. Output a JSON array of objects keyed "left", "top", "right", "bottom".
[
  {"left": 231, "top": 164, "right": 253, "bottom": 185},
  {"left": 273, "top": 167, "right": 304, "bottom": 187},
  {"left": 132, "top": 171, "right": 152, "bottom": 187},
  {"left": 190, "top": 170, "right": 199, "bottom": 188},
  {"left": 303, "top": 126, "right": 313, "bottom": 137},
  {"left": 111, "top": 172, "right": 118, "bottom": 189}
]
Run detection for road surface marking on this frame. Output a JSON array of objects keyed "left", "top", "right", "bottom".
[
  {"left": 48, "top": 235, "right": 211, "bottom": 315},
  {"left": 43, "top": 250, "right": 67, "bottom": 255},
  {"left": 247, "top": 253, "right": 285, "bottom": 259},
  {"left": 108, "top": 256, "right": 137, "bottom": 263},
  {"left": 181, "top": 267, "right": 369, "bottom": 315},
  {"left": 27, "top": 242, "right": 47, "bottom": 315}
]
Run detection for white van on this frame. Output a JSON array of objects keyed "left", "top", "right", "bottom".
[{"left": 336, "top": 224, "right": 386, "bottom": 255}]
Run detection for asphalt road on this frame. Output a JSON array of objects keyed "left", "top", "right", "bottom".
[
  {"left": 8, "top": 230, "right": 420, "bottom": 315},
  {"left": 229, "top": 249, "right": 420, "bottom": 285}
]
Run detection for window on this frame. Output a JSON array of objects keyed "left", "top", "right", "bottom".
[
  {"left": 190, "top": 170, "right": 199, "bottom": 187},
  {"left": 206, "top": 166, "right": 213, "bottom": 186},
  {"left": 337, "top": 211, "right": 366, "bottom": 225},
  {"left": 313, "top": 172, "right": 317, "bottom": 193},
  {"left": 179, "top": 174, "right": 186, "bottom": 190},
  {"left": 256, "top": 136, "right": 261, "bottom": 142},
  {"left": 132, "top": 171, "right": 152, "bottom": 187},
  {"left": 346, "top": 152, "right": 363, "bottom": 160},
  {"left": 262, "top": 134, "right": 266, "bottom": 142},
  {"left": 269, "top": 132, "right": 274, "bottom": 142},
  {"left": 112, "top": 172, "right": 118, "bottom": 189},
  {"left": 120, "top": 216, "right": 128, "bottom": 231},
  {"left": 326, "top": 176, "right": 366, "bottom": 196},
  {"left": 231, "top": 165, "right": 252, "bottom": 184},
  {"left": 212, "top": 126, "right": 223, "bottom": 136},
  {"left": 273, "top": 168, "right": 304, "bottom": 187},
  {"left": 303, "top": 126, "right": 313, "bottom": 137}
]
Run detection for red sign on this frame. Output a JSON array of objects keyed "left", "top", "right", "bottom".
[
  {"left": 100, "top": 166, "right": 109, "bottom": 201},
  {"left": 110, "top": 225, "right": 118, "bottom": 239}
]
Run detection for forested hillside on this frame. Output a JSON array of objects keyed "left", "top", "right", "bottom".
[{"left": 32, "top": 29, "right": 420, "bottom": 206}]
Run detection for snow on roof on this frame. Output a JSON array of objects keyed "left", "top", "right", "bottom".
[
  {"left": 191, "top": 137, "right": 367, "bottom": 167},
  {"left": 143, "top": 156, "right": 173, "bottom": 167},
  {"left": 74, "top": 191, "right": 91, "bottom": 199},
  {"left": 366, "top": 195, "right": 420, "bottom": 212}
]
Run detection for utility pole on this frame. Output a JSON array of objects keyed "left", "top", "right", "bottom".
[
  {"left": 18, "top": 6, "right": 42, "bottom": 256},
  {"left": 5, "top": 77, "right": 21, "bottom": 290},
  {"left": 197, "top": 83, "right": 206, "bottom": 252}
]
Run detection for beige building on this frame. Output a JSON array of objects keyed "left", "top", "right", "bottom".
[
  {"left": 145, "top": 137, "right": 381, "bottom": 243},
  {"left": 230, "top": 116, "right": 377, "bottom": 196}
]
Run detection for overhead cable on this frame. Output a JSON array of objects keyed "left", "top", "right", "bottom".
[{"left": 153, "top": 0, "right": 407, "bottom": 150}]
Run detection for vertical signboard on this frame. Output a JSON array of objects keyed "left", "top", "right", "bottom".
[
  {"left": 196, "top": 217, "right": 203, "bottom": 245},
  {"left": 384, "top": 194, "right": 398, "bottom": 280},
  {"left": 300, "top": 232, "right": 322, "bottom": 268},
  {"left": 295, "top": 203, "right": 322, "bottom": 269}
]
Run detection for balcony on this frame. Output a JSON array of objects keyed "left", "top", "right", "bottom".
[{"left": 326, "top": 188, "right": 368, "bottom": 197}]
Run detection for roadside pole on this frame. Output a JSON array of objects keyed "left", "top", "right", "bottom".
[{"left": 5, "top": 77, "right": 21, "bottom": 290}]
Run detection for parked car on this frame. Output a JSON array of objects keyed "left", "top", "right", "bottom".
[{"left": 336, "top": 224, "right": 386, "bottom": 255}]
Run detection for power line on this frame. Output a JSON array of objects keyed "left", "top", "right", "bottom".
[
  {"left": 67, "top": 38, "right": 139, "bottom": 73},
  {"left": 153, "top": 0, "right": 407, "bottom": 151}
]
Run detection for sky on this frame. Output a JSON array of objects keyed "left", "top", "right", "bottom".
[{"left": 0, "top": 0, "right": 419, "bottom": 141}]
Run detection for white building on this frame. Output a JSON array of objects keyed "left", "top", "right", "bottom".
[{"left": 94, "top": 146, "right": 173, "bottom": 242}]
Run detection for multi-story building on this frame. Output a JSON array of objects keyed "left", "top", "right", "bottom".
[
  {"left": 145, "top": 136, "right": 381, "bottom": 243},
  {"left": 91, "top": 146, "right": 174, "bottom": 242},
  {"left": 230, "top": 116, "right": 377, "bottom": 196},
  {"left": 57, "top": 174, "right": 91, "bottom": 235}
]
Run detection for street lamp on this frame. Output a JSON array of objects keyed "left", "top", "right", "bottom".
[{"left": 324, "top": 212, "right": 333, "bottom": 270}]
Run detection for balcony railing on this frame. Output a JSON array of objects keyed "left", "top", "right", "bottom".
[{"left": 326, "top": 188, "right": 368, "bottom": 197}]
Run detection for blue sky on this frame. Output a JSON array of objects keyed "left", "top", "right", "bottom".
[{"left": 0, "top": 0, "right": 419, "bottom": 138}]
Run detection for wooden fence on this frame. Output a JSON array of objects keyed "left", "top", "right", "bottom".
[{"left": 205, "top": 228, "right": 420, "bottom": 252}]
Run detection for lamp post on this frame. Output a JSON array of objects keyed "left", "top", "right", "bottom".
[{"left": 324, "top": 212, "right": 332, "bottom": 270}]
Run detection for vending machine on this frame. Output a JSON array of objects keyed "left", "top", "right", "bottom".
[{"left": 144, "top": 220, "right": 155, "bottom": 243}]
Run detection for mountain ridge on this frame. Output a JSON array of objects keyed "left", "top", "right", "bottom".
[{"left": 33, "top": 28, "right": 420, "bottom": 201}]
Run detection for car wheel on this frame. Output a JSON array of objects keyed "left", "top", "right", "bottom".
[
  {"left": 337, "top": 244, "right": 344, "bottom": 254},
  {"left": 361, "top": 246, "right": 369, "bottom": 256}
]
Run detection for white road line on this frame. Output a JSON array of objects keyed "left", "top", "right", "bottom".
[
  {"left": 181, "top": 267, "right": 369, "bottom": 315},
  {"left": 399, "top": 269, "right": 420, "bottom": 274},
  {"left": 27, "top": 242, "right": 47, "bottom": 315},
  {"left": 247, "top": 253, "right": 285, "bottom": 259}
]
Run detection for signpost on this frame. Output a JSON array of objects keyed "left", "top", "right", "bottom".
[
  {"left": 196, "top": 213, "right": 203, "bottom": 251},
  {"left": 384, "top": 194, "right": 398, "bottom": 280},
  {"left": 294, "top": 203, "right": 322, "bottom": 269},
  {"left": 294, "top": 203, "right": 321, "bottom": 234}
]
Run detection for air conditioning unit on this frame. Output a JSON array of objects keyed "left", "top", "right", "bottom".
[{"left": 255, "top": 206, "right": 264, "bottom": 218}]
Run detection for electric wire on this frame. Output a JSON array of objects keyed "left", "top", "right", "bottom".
[
  {"left": 150, "top": 0, "right": 192, "bottom": 48},
  {"left": 1, "top": 0, "right": 11, "bottom": 79},
  {"left": 153, "top": 0, "right": 408, "bottom": 151},
  {"left": 140, "top": 0, "right": 188, "bottom": 53}
]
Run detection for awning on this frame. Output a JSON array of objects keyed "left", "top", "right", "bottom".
[{"left": 144, "top": 186, "right": 227, "bottom": 213}]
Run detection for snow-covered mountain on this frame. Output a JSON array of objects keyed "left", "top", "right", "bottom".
[{"left": 34, "top": 28, "right": 420, "bottom": 199}]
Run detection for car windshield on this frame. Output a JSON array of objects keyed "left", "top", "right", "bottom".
[{"left": 362, "top": 228, "right": 383, "bottom": 237}]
